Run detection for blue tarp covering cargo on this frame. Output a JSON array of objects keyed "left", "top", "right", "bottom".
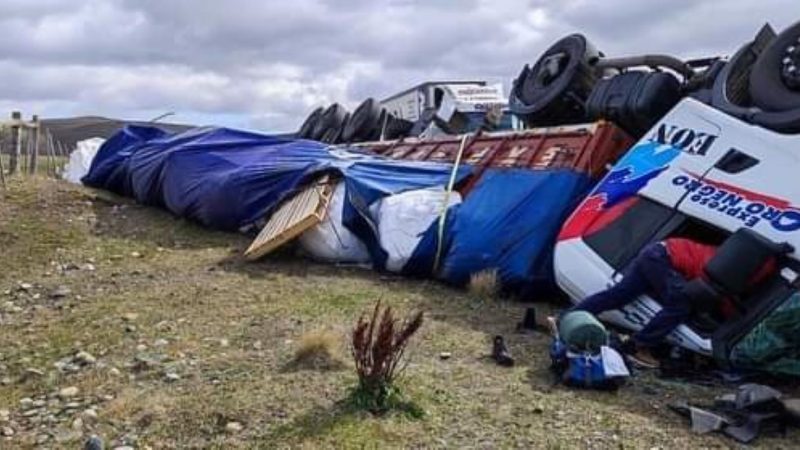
[
  {"left": 82, "top": 125, "right": 594, "bottom": 294},
  {"left": 405, "top": 168, "right": 592, "bottom": 292},
  {"left": 82, "top": 125, "right": 470, "bottom": 269}
]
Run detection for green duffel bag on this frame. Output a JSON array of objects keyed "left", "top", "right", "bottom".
[{"left": 559, "top": 310, "right": 608, "bottom": 352}]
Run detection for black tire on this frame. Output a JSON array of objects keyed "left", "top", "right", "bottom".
[
  {"left": 749, "top": 20, "right": 800, "bottom": 111},
  {"left": 711, "top": 37, "right": 800, "bottom": 133},
  {"left": 711, "top": 35, "right": 763, "bottom": 110},
  {"left": 384, "top": 113, "right": 414, "bottom": 140},
  {"left": 342, "top": 98, "right": 382, "bottom": 143},
  {"left": 296, "top": 106, "right": 323, "bottom": 139},
  {"left": 322, "top": 112, "right": 350, "bottom": 144},
  {"left": 509, "top": 34, "right": 600, "bottom": 127},
  {"left": 312, "top": 103, "right": 348, "bottom": 141},
  {"left": 373, "top": 109, "right": 388, "bottom": 140}
]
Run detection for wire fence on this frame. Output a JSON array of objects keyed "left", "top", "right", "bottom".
[{"left": 0, "top": 111, "right": 71, "bottom": 190}]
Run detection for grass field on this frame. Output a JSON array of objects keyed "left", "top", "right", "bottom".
[
  {"left": 0, "top": 177, "right": 796, "bottom": 448},
  {"left": 0, "top": 154, "right": 67, "bottom": 181}
]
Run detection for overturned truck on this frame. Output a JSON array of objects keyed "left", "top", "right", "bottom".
[
  {"left": 82, "top": 121, "right": 632, "bottom": 294},
  {"left": 79, "top": 20, "right": 800, "bottom": 378},
  {"left": 555, "top": 98, "right": 800, "bottom": 376}
]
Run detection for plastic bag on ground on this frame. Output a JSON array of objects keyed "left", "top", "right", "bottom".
[
  {"left": 372, "top": 187, "right": 462, "bottom": 273},
  {"left": 63, "top": 137, "right": 105, "bottom": 184},
  {"left": 298, "top": 183, "right": 370, "bottom": 263}
]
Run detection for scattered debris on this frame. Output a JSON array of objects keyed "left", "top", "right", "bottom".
[{"left": 670, "top": 383, "right": 799, "bottom": 443}]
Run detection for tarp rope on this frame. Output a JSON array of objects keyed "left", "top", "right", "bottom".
[{"left": 433, "top": 133, "right": 469, "bottom": 273}]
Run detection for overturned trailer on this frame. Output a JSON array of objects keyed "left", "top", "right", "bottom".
[
  {"left": 81, "top": 121, "right": 632, "bottom": 296},
  {"left": 354, "top": 123, "right": 632, "bottom": 293}
]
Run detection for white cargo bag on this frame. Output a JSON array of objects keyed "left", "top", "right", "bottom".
[
  {"left": 63, "top": 137, "right": 105, "bottom": 184},
  {"left": 373, "top": 187, "right": 462, "bottom": 272},
  {"left": 298, "top": 183, "right": 370, "bottom": 263}
]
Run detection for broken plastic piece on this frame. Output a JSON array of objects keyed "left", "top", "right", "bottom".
[{"left": 689, "top": 407, "right": 727, "bottom": 434}]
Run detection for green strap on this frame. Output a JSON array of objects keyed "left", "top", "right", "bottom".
[{"left": 433, "top": 133, "right": 469, "bottom": 273}]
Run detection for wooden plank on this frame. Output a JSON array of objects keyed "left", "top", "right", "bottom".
[{"left": 244, "top": 177, "right": 333, "bottom": 261}]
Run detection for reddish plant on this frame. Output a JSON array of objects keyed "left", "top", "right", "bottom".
[{"left": 351, "top": 301, "right": 424, "bottom": 411}]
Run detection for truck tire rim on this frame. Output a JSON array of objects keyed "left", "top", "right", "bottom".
[{"left": 781, "top": 38, "right": 800, "bottom": 90}]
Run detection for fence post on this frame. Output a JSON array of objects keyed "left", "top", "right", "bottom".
[
  {"left": 8, "top": 111, "right": 21, "bottom": 175},
  {"left": 29, "top": 115, "right": 40, "bottom": 175},
  {"left": 0, "top": 139, "right": 6, "bottom": 189}
]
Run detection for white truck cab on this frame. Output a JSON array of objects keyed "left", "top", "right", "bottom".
[
  {"left": 554, "top": 98, "right": 800, "bottom": 374},
  {"left": 380, "top": 81, "right": 518, "bottom": 131}
]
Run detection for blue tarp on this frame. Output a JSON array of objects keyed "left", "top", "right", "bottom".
[
  {"left": 406, "top": 168, "right": 593, "bottom": 292},
  {"left": 83, "top": 125, "right": 471, "bottom": 269},
  {"left": 84, "top": 125, "right": 594, "bottom": 294}
]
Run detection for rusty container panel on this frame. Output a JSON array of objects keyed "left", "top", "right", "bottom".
[{"left": 358, "top": 121, "right": 633, "bottom": 179}]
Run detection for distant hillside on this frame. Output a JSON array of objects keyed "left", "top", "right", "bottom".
[{"left": 40, "top": 116, "right": 195, "bottom": 148}]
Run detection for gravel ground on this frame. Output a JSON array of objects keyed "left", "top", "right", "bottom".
[{"left": 0, "top": 178, "right": 797, "bottom": 449}]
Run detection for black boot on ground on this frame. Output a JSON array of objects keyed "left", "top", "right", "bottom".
[{"left": 492, "top": 335, "right": 515, "bottom": 367}]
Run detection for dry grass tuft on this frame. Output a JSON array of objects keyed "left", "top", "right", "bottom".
[
  {"left": 288, "top": 329, "right": 346, "bottom": 371},
  {"left": 468, "top": 268, "right": 500, "bottom": 300}
]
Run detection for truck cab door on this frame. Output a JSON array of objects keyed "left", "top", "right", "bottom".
[
  {"left": 669, "top": 103, "right": 800, "bottom": 254},
  {"left": 579, "top": 99, "right": 727, "bottom": 271}
]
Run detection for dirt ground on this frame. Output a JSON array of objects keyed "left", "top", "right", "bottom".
[{"left": 0, "top": 177, "right": 797, "bottom": 449}]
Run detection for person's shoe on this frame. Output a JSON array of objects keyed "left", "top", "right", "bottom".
[
  {"left": 628, "top": 347, "right": 660, "bottom": 369},
  {"left": 492, "top": 335, "right": 515, "bottom": 367}
]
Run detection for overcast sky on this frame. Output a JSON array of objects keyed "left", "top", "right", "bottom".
[{"left": 0, "top": 0, "right": 795, "bottom": 132}]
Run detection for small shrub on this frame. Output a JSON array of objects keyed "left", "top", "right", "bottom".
[
  {"left": 468, "top": 268, "right": 499, "bottom": 300},
  {"left": 350, "top": 301, "right": 424, "bottom": 415}
]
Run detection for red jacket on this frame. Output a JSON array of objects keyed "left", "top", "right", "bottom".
[{"left": 664, "top": 238, "right": 776, "bottom": 317}]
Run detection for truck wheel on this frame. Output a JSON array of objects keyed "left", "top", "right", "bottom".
[
  {"left": 297, "top": 107, "right": 323, "bottom": 139},
  {"left": 749, "top": 20, "right": 800, "bottom": 111},
  {"left": 312, "top": 103, "right": 348, "bottom": 141},
  {"left": 509, "top": 33, "right": 600, "bottom": 127},
  {"left": 711, "top": 41, "right": 760, "bottom": 116},
  {"left": 711, "top": 27, "right": 800, "bottom": 133},
  {"left": 383, "top": 114, "right": 414, "bottom": 140},
  {"left": 342, "top": 98, "right": 382, "bottom": 143}
]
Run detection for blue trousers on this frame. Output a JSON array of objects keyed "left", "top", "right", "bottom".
[{"left": 574, "top": 243, "right": 691, "bottom": 347}]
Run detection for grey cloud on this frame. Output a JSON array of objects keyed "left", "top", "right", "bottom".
[{"left": 0, "top": 0, "right": 796, "bottom": 131}]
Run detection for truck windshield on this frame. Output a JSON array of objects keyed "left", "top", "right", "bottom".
[{"left": 584, "top": 197, "right": 680, "bottom": 271}]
